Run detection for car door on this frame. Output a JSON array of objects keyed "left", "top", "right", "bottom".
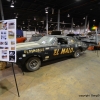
[
  {"left": 57, "top": 37, "right": 74, "bottom": 57},
  {"left": 52, "top": 37, "right": 73, "bottom": 58},
  {"left": 66, "top": 37, "right": 76, "bottom": 55}
]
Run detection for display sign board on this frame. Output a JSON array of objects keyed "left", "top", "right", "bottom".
[{"left": 0, "top": 19, "right": 16, "bottom": 62}]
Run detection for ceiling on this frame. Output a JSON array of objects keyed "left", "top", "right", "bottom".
[{"left": 1, "top": 0, "right": 100, "bottom": 31}]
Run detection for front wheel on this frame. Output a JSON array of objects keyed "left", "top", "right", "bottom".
[
  {"left": 26, "top": 57, "right": 41, "bottom": 71},
  {"left": 73, "top": 49, "right": 81, "bottom": 58}
]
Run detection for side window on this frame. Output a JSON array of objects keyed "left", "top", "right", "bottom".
[
  {"left": 67, "top": 37, "right": 75, "bottom": 44},
  {"left": 57, "top": 38, "right": 68, "bottom": 45},
  {"left": 51, "top": 37, "right": 58, "bottom": 45}
]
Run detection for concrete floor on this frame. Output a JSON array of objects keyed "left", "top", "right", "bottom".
[{"left": 0, "top": 50, "right": 100, "bottom": 100}]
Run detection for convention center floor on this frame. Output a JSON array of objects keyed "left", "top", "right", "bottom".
[{"left": 0, "top": 50, "right": 100, "bottom": 100}]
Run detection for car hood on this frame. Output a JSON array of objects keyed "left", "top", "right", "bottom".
[{"left": 16, "top": 42, "right": 50, "bottom": 51}]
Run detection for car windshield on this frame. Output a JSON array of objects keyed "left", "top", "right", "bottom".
[
  {"left": 37, "top": 36, "right": 55, "bottom": 45},
  {"left": 29, "top": 36, "right": 42, "bottom": 42}
]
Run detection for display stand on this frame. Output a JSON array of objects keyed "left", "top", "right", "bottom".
[{"left": 11, "top": 63, "right": 20, "bottom": 97}]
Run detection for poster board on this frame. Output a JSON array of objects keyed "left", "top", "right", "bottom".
[{"left": 0, "top": 19, "right": 16, "bottom": 62}]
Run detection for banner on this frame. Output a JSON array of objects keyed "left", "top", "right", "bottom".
[{"left": 0, "top": 19, "right": 16, "bottom": 62}]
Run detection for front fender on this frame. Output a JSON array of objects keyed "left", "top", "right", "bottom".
[{"left": 17, "top": 53, "right": 43, "bottom": 66}]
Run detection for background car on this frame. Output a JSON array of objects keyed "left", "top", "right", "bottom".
[{"left": 16, "top": 35, "right": 27, "bottom": 43}]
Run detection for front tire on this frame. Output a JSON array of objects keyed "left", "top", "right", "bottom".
[
  {"left": 26, "top": 57, "right": 41, "bottom": 71},
  {"left": 73, "top": 49, "right": 81, "bottom": 58}
]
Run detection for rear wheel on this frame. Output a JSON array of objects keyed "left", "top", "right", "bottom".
[
  {"left": 26, "top": 57, "right": 41, "bottom": 71},
  {"left": 73, "top": 49, "right": 81, "bottom": 58}
]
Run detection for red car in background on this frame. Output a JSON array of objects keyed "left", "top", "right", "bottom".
[{"left": 16, "top": 35, "right": 27, "bottom": 43}]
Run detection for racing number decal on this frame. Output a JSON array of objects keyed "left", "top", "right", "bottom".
[{"left": 53, "top": 48, "right": 74, "bottom": 56}]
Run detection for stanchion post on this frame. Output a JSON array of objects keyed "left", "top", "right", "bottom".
[{"left": 11, "top": 63, "right": 20, "bottom": 97}]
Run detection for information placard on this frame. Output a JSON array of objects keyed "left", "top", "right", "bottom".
[{"left": 0, "top": 19, "right": 16, "bottom": 62}]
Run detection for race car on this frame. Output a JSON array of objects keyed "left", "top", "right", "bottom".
[{"left": 16, "top": 35, "right": 88, "bottom": 72}]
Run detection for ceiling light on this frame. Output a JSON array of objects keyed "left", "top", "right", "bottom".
[
  {"left": 45, "top": 7, "right": 49, "bottom": 13},
  {"left": 45, "top": 10, "right": 48, "bottom": 13},
  {"left": 52, "top": 8, "right": 54, "bottom": 14},
  {"left": 23, "top": 21, "right": 24, "bottom": 24},
  {"left": 41, "top": 21, "right": 44, "bottom": 22},
  {"left": 10, "top": 0, "right": 14, "bottom": 8},
  {"left": 15, "top": 16, "right": 18, "bottom": 18},
  {"left": 67, "top": 14, "right": 70, "bottom": 17},
  {"left": 83, "top": 17, "right": 85, "bottom": 19},
  {"left": 73, "top": 23, "right": 75, "bottom": 25},
  {"left": 34, "top": 17, "right": 36, "bottom": 20},
  {"left": 10, "top": 4, "right": 14, "bottom": 8},
  {"left": 50, "top": 18, "right": 52, "bottom": 21},
  {"left": 93, "top": 19, "right": 95, "bottom": 22}
]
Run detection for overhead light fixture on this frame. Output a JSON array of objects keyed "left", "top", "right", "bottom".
[
  {"left": 73, "top": 23, "right": 75, "bottom": 25},
  {"left": 52, "top": 8, "right": 54, "bottom": 14},
  {"left": 50, "top": 18, "right": 52, "bottom": 21},
  {"left": 23, "top": 21, "right": 24, "bottom": 24},
  {"left": 45, "top": 7, "right": 49, "bottom": 13},
  {"left": 10, "top": 4, "right": 14, "bottom": 8},
  {"left": 15, "top": 16, "right": 18, "bottom": 18},
  {"left": 67, "top": 14, "right": 70, "bottom": 17},
  {"left": 45, "top": 10, "right": 48, "bottom": 13},
  {"left": 34, "top": 17, "right": 36, "bottom": 20},
  {"left": 83, "top": 17, "right": 85, "bottom": 19},
  {"left": 10, "top": 0, "right": 14, "bottom": 8},
  {"left": 41, "top": 21, "right": 44, "bottom": 24},
  {"left": 15, "top": 13, "right": 18, "bottom": 18},
  {"left": 41, "top": 21, "right": 44, "bottom": 22},
  {"left": 93, "top": 19, "right": 96, "bottom": 22}
]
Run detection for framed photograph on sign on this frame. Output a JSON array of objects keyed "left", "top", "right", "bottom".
[{"left": 9, "top": 51, "right": 15, "bottom": 62}]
